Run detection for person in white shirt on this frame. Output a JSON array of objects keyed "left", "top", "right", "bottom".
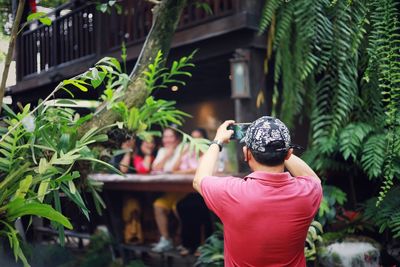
[{"left": 151, "top": 127, "right": 184, "bottom": 252}]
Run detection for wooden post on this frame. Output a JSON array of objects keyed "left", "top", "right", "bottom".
[{"left": 230, "top": 48, "right": 267, "bottom": 172}]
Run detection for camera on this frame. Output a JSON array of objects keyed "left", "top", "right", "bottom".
[{"left": 228, "top": 123, "right": 251, "bottom": 140}]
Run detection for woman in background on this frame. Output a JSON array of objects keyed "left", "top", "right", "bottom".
[
  {"left": 112, "top": 137, "right": 157, "bottom": 244},
  {"left": 117, "top": 137, "right": 156, "bottom": 174},
  {"left": 151, "top": 127, "right": 184, "bottom": 252}
]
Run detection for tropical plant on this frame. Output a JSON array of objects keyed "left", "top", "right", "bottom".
[
  {"left": 0, "top": 94, "right": 117, "bottom": 266},
  {"left": 195, "top": 222, "right": 224, "bottom": 267},
  {"left": 106, "top": 50, "right": 209, "bottom": 152},
  {"left": 363, "top": 186, "right": 400, "bottom": 239},
  {"left": 108, "top": 50, "right": 195, "bottom": 138},
  {"left": 317, "top": 185, "right": 347, "bottom": 227},
  {"left": 0, "top": 0, "right": 192, "bottom": 265},
  {"left": 0, "top": 48, "right": 208, "bottom": 266},
  {"left": 305, "top": 221, "right": 324, "bottom": 261},
  {"left": 259, "top": 0, "right": 400, "bottom": 236}
]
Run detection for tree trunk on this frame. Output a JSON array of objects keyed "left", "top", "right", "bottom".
[
  {"left": 77, "top": 0, "right": 187, "bottom": 137},
  {"left": 0, "top": 0, "right": 25, "bottom": 113}
]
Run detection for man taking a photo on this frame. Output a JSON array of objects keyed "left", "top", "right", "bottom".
[{"left": 193, "top": 116, "right": 322, "bottom": 266}]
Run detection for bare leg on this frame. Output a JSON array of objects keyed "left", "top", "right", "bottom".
[{"left": 154, "top": 205, "right": 170, "bottom": 238}]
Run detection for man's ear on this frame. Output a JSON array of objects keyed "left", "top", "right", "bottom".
[
  {"left": 285, "top": 148, "right": 293, "bottom": 160},
  {"left": 243, "top": 146, "right": 248, "bottom": 162}
]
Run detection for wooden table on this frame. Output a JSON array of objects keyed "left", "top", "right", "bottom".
[
  {"left": 89, "top": 173, "right": 196, "bottom": 193},
  {"left": 88, "top": 172, "right": 239, "bottom": 263},
  {"left": 88, "top": 173, "right": 201, "bottom": 263}
]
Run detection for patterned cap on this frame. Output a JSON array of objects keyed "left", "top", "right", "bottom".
[{"left": 241, "top": 116, "right": 292, "bottom": 153}]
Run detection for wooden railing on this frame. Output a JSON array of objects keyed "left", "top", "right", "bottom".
[{"left": 16, "top": 0, "right": 239, "bottom": 81}]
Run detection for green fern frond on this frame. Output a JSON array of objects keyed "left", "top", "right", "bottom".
[
  {"left": 367, "top": 0, "right": 400, "bottom": 198},
  {"left": 258, "top": 0, "right": 284, "bottom": 34},
  {"left": 364, "top": 186, "right": 400, "bottom": 237},
  {"left": 360, "top": 134, "right": 386, "bottom": 179},
  {"left": 339, "top": 122, "right": 374, "bottom": 161}
]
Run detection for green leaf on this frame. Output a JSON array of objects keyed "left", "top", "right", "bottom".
[
  {"left": 27, "top": 12, "right": 47, "bottom": 22},
  {"left": 39, "top": 17, "right": 52, "bottom": 26},
  {"left": 38, "top": 158, "right": 50, "bottom": 174},
  {"left": 61, "top": 184, "right": 90, "bottom": 221},
  {"left": 37, "top": 179, "right": 50, "bottom": 202},
  {"left": 79, "top": 157, "right": 122, "bottom": 175},
  {"left": 14, "top": 175, "right": 32, "bottom": 199},
  {"left": 72, "top": 81, "right": 88, "bottom": 92},
  {"left": 6, "top": 199, "right": 73, "bottom": 229},
  {"left": 68, "top": 180, "right": 77, "bottom": 194},
  {"left": 90, "top": 70, "right": 106, "bottom": 88}
]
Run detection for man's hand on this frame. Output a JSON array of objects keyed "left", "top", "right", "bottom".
[
  {"left": 121, "top": 138, "right": 135, "bottom": 151},
  {"left": 214, "top": 120, "right": 235, "bottom": 143}
]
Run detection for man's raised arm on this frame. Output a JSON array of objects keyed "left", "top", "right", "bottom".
[
  {"left": 193, "top": 120, "right": 234, "bottom": 195},
  {"left": 284, "top": 153, "right": 320, "bottom": 182}
]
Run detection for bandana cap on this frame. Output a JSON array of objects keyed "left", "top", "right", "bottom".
[{"left": 241, "top": 116, "right": 300, "bottom": 153}]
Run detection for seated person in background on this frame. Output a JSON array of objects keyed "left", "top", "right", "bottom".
[
  {"left": 151, "top": 127, "right": 184, "bottom": 252},
  {"left": 172, "top": 128, "right": 208, "bottom": 174},
  {"left": 117, "top": 137, "right": 156, "bottom": 174},
  {"left": 174, "top": 128, "right": 213, "bottom": 256},
  {"left": 112, "top": 137, "right": 157, "bottom": 244}
]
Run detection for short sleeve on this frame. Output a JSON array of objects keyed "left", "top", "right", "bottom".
[{"left": 200, "top": 176, "right": 235, "bottom": 218}]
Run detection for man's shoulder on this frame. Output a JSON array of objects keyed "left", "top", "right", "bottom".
[
  {"left": 201, "top": 175, "right": 242, "bottom": 189},
  {"left": 202, "top": 175, "right": 241, "bottom": 182}
]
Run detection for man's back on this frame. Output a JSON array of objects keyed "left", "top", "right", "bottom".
[{"left": 201, "top": 171, "right": 322, "bottom": 267}]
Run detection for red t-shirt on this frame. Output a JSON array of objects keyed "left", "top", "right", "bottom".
[
  {"left": 133, "top": 155, "right": 154, "bottom": 174},
  {"left": 201, "top": 171, "right": 322, "bottom": 267}
]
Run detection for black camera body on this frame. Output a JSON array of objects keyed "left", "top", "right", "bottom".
[{"left": 228, "top": 123, "right": 251, "bottom": 140}]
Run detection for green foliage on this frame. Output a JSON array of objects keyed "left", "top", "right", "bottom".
[
  {"left": 76, "top": 231, "right": 113, "bottom": 267},
  {"left": 27, "top": 12, "right": 52, "bottom": 26},
  {"left": 260, "top": 0, "right": 400, "bottom": 240},
  {"left": 195, "top": 223, "right": 224, "bottom": 267},
  {"left": 317, "top": 185, "right": 347, "bottom": 226},
  {"left": 194, "top": 2, "right": 213, "bottom": 15},
  {"left": 96, "top": 1, "right": 122, "bottom": 15},
  {"left": 363, "top": 186, "right": 400, "bottom": 238},
  {"left": 360, "top": 134, "right": 386, "bottom": 179},
  {"left": 106, "top": 51, "right": 201, "bottom": 150},
  {"left": 0, "top": 57, "right": 123, "bottom": 265},
  {"left": 143, "top": 50, "right": 195, "bottom": 93},
  {"left": 305, "top": 221, "right": 323, "bottom": 261},
  {"left": 260, "top": 0, "right": 400, "bottom": 198},
  {"left": 112, "top": 97, "right": 190, "bottom": 141},
  {"left": 0, "top": 101, "right": 116, "bottom": 265},
  {"left": 0, "top": 1, "right": 11, "bottom": 36}
]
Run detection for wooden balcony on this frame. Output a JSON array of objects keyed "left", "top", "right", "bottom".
[{"left": 12, "top": 0, "right": 262, "bottom": 94}]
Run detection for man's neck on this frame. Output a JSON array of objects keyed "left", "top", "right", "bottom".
[{"left": 251, "top": 163, "right": 285, "bottom": 174}]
